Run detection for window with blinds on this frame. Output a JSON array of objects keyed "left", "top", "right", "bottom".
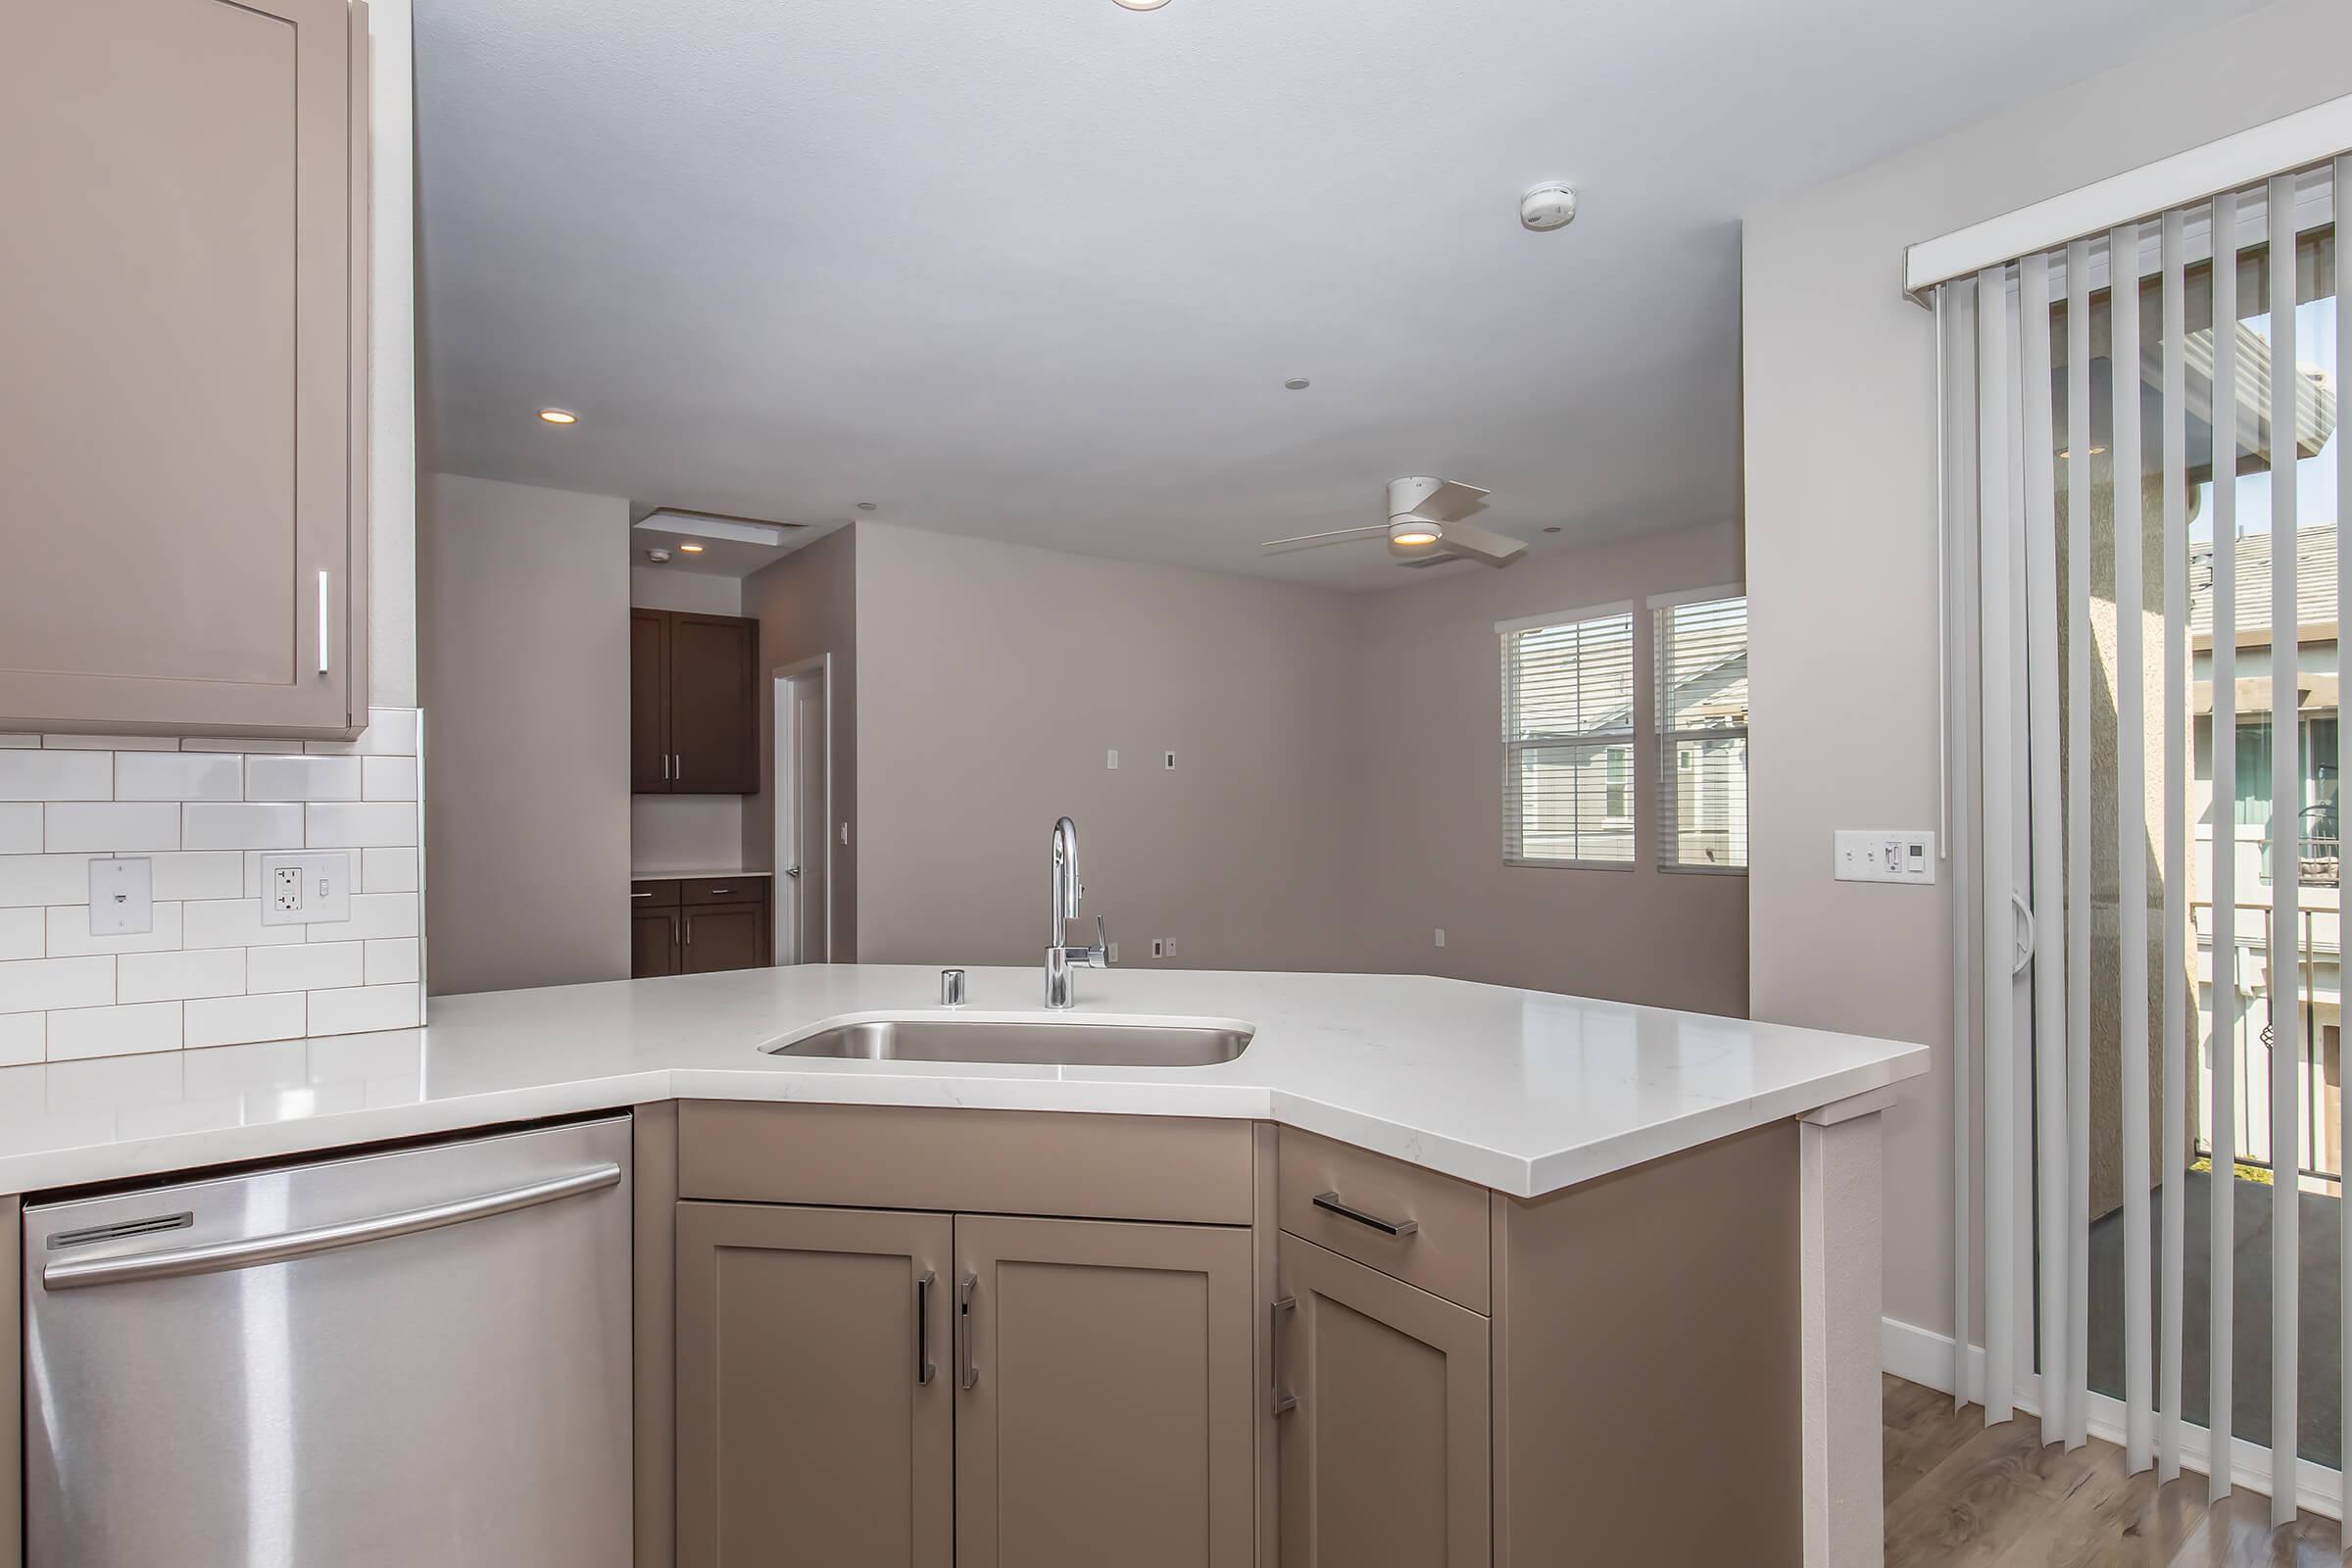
[
  {"left": 1653, "top": 594, "right": 1749, "bottom": 870},
  {"left": 1499, "top": 607, "right": 1635, "bottom": 866}
]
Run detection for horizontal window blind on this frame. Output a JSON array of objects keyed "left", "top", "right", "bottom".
[
  {"left": 1501, "top": 610, "right": 1635, "bottom": 866},
  {"left": 1654, "top": 595, "right": 1749, "bottom": 870}
]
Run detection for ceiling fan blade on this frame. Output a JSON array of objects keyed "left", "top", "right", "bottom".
[
  {"left": 1417, "top": 480, "right": 1491, "bottom": 522},
  {"left": 1260, "top": 525, "right": 1387, "bottom": 551},
  {"left": 1433, "top": 520, "right": 1528, "bottom": 567}
]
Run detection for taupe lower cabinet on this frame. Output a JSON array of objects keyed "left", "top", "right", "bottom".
[
  {"left": 0, "top": 0, "right": 370, "bottom": 738},
  {"left": 1274, "top": 1234, "right": 1490, "bottom": 1568},
  {"left": 674, "top": 1199, "right": 1252, "bottom": 1568}
]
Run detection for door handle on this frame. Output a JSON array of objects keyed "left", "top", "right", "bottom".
[
  {"left": 1311, "top": 1191, "right": 1420, "bottom": 1237},
  {"left": 916, "top": 1270, "right": 937, "bottom": 1386},
  {"left": 783, "top": 866, "right": 802, "bottom": 879},
  {"left": 1270, "top": 1296, "right": 1298, "bottom": 1416},
  {"left": 41, "top": 1164, "right": 620, "bottom": 1291},
  {"left": 957, "top": 1274, "right": 978, "bottom": 1390}
]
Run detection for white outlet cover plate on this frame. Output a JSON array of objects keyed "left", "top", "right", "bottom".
[
  {"left": 1834, "top": 829, "right": 1937, "bottom": 885},
  {"left": 87, "top": 858, "right": 154, "bottom": 936},
  {"left": 260, "top": 851, "right": 355, "bottom": 926}
]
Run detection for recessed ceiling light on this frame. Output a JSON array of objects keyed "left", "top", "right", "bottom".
[
  {"left": 1284, "top": 378, "right": 1310, "bottom": 391},
  {"left": 1112, "top": 0, "right": 1172, "bottom": 9},
  {"left": 856, "top": 501, "right": 879, "bottom": 512},
  {"left": 678, "top": 543, "right": 706, "bottom": 553},
  {"left": 537, "top": 408, "right": 578, "bottom": 425}
]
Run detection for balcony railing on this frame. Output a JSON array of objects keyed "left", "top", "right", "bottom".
[{"left": 2192, "top": 894, "right": 2341, "bottom": 1185}]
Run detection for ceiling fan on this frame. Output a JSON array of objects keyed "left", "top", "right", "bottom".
[{"left": 1261, "top": 477, "right": 1529, "bottom": 569}]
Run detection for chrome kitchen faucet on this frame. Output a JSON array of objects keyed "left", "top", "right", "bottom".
[{"left": 1046, "top": 815, "right": 1108, "bottom": 1008}]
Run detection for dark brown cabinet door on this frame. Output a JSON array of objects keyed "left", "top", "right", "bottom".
[
  {"left": 1276, "top": 1232, "right": 1490, "bottom": 1568},
  {"left": 668, "top": 613, "right": 759, "bottom": 793},
  {"left": 675, "top": 1201, "right": 954, "bottom": 1568},
  {"left": 682, "top": 904, "right": 766, "bottom": 973},
  {"left": 631, "top": 906, "right": 680, "bottom": 978},
  {"left": 630, "top": 609, "right": 670, "bottom": 792},
  {"left": 956, "top": 1214, "right": 1255, "bottom": 1568}
]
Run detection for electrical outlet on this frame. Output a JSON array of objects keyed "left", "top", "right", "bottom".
[
  {"left": 1106, "top": 749, "right": 1119, "bottom": 769},
  {"left": 1106, "top": 941, "right": 1119, "bottom": 963},
  {"left": 1163, "top": 937, "right": 1177, "bottom": 959},
  {"left": 259, "top": 852, "right": 354, "bottom": 925},
  {"left": 1434, "top": 927, "right": 1446, "bottom": 948},
  {"left": 87, "top": 858, "right": 154, "bottom": 937},
  {"left": 1833, "top": 830, "right": 1936, "bottom": 885},
  {"left": 1151, "top": 938, "right": 1165, "bottom": 958}
]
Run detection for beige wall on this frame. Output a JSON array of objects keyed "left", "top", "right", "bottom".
[
  {"left": 850, "top": 521, "right": 1363, "bottom": 972},
  {"left": 630, "top": 568, "right": 748, "bottom": 874},
  {"left": 1350, "top": 519, "right": 1749, "bottom": 1015},
  {"left": 743, "top": 528, "right": 859, "bottom": 956},
  {"left": 1741, "top": 0, "right": 2352, "bottom": 1338},
  {"left": 420, "top": 472, "right": 632, "bottom": 994}
]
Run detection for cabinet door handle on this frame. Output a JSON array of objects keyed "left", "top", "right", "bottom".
[
  {"left": 916, "top": 1270, "right": 937, "bottom": 1386},
  {"left": 956, "top": 1274, "right": 978, "bottom": 1390},
  {"left": 1311, "top": 1191, "right": 1419, "bottom": 1237},
  {"left": 683, "top": 916, "right": 693, "bottom": 946},
  {"left": 317, "top": 570, "right": 332, "bottom": 675},
  {"left": 1270, "top": 1296, "right": 1298, "bottom": 1416},
  {"left": 708, "top": 887, "right": 731, "bottom": 896},
  {"left": 673, "top": 753, "right": 682, "bottom": 780},
  {"left": 662, "top": 755, "right": 670, "bottom": 782},
  {"left": 631, "top": 891, "right": 652, "bottom": 900}
]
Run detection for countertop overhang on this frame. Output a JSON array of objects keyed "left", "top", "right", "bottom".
[{"left": 0, "top": 966, "right": 1928, "bottom": 1200}]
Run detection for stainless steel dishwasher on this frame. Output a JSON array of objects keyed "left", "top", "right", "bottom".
[{"left": 23, "top": 1115, "right": 634, "bottom": 1568}]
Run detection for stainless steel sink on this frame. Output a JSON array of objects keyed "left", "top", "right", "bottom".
[{"left": 763, "top": 1017, "right": 1252, "bottom": 1067}]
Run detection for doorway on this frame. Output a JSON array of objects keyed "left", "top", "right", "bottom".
[{"left": 771, "top": 657, "right": 832, "bottom": 963}]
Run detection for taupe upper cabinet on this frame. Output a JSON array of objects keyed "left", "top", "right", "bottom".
[
  {"left": 632, "top": 610, "right": 759, "bottom": 794},
  {"left": 0, "top": 0, "right": 370, "bottom": 738}
]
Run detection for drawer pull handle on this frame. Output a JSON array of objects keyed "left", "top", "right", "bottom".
[
  {"left": 631, "top": 891, "right": 653, "bottom": 899},
  {"left": 1311, "top": 1191, "right": 1419, "bottom": 1237},
  {"left": 708, "top": 887, "right": 731, "bottom": 895}
]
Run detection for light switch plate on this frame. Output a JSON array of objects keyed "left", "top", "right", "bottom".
[
  {"left": 88, "top": 858, "right": 153, "bottom": 936},
  {"left": 260, "top": 851, "right": 354, "bottom": 926},
  {"left": 1834, "top": 830, "right": 1936, "bottom": 885}
]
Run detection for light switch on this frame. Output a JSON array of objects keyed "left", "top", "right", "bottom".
[
  {"left": 259, "top": 852, "right": 354, "bottom": 926},
  {"left": 88, "top": 858, "right": 153, "bottom": 936},
  {"left": 1834, "top": 830, "right": 1937, "bottom": 885}
]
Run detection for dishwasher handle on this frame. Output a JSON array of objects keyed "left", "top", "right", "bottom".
[{"left": 40, "top": 1163, "right": 623, "bottom": 1292}]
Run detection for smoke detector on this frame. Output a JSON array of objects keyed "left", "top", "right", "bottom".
[{"left": 1519, "top": 182, "right": 1578, "bottom": 232}]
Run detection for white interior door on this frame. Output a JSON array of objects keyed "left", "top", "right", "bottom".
[{"left": 774, "top": 665, "right": 830, "bottom": 963}]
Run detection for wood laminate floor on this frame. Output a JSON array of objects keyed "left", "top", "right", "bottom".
[{"left": 1884, "top": 1375, "right": 2345, "bottom": 1566}]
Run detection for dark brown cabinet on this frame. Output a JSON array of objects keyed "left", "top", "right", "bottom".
[
  {"left": 632, "top": 877, "right": 767, "bottom": 977},
  {"left": 631, "top": 610, "right": 759, "bottom": 794}
]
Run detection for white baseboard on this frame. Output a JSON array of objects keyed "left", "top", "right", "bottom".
[{"left": 1881, "top": 1315, "right": 2346, "bottom": 1522}]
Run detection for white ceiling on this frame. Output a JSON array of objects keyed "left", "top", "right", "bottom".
[{"left": 415, "top": 0, "right": 2258, "bottom": 591}]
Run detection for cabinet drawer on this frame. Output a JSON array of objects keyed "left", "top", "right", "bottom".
[
  {"left": 681, "top": 876, "right": 766, "bottom": 906},
  {"left": 680, "top": 1102, "right": 1255, "bottom": 1225},
  {"left": 1278, "top": 1127, "right": 1491, "bottom": 1313},
  {"left": 631, "top": 879, "right": 680, "bottom": 908}
]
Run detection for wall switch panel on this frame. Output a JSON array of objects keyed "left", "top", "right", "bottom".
[
  {"left": 87, "top": 858, "right": 154, "bottom": 936},
  {"left": 259, "top": 851, "right": 355, "bottom": 926},
  {"left": 1105, "top": 749, "right": 1119, "bottom": 769},
  {"left": 1834, "top": 830, "right": 1936, "bottom": 885}
]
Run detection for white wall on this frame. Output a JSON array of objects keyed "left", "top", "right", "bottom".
[
  {"left": 1742, "top": 0, "right": 2352, "bottom": 1336},
  {"left": 420, "top": 473, "right": 631, "bottom": 994}
]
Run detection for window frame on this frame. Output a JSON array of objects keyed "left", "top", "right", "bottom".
[
  {"left": 1649, "top": 586, "right": 1750, "bottom": 876},
  {"left": 1497, "top": 601, "right": 1638, "bottom": 871}
]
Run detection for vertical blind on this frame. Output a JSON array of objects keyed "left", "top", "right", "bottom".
[
  {"left": 1652, "top": 595, "right": 1750, "bottom": 870},
  {"left": 1499, "top": 607, "right": 1635, "bottom": 866},
  {"left": 1941, "top": 154, "right": 2347, "bottom": 1519}
]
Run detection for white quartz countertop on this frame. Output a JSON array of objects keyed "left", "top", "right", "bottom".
[
  {"left": 631, "top": 868, "right": 774, "bottom": 881},
  {"left": 0, "top": 966, "right": 1927, "bottom": 1199}
]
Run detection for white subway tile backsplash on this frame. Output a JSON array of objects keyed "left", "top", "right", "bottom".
[
  {"left": 118, "top": 947, "right": 245, "bottom": 1004},
  {"left": 363, "top": 938, "right": 419, "bottom": 985},
  {"left": 150, "top": 852, "right": 244, "bottom": 903},
  {"left": 46, "top": 803, "right": 179, "bottom": 853},
  {"left": 361, "top": 847, "right": 417, "bottom": 894},
  {"left": 247, "top": 941, "right": 363, "bottom": 995},
  {"left": 0, "top": 751, "right": 111, "bottom": 803},
  {"left": 0, "top": 908, "right": 41, "bottom": 961},
  {"left": 183, "top": 992, "right": 308, "bottom": 1049},
  {"left": 305, "top": 708, "right": 418, "bottom": 757},
  {"left": 182, "top": 802, "right": 304, "bottom": 851},
  {"left": 115, "top": 751, "right": 242, "bottom": 803},
  {"left": 307, "top": 982, "right": 418, "bottom": 1036},
  {"left": 315, "top": 892, "right": 417, "bottom": 943},
  {"left": 0, "top": 805, "right": 39, "bottom": 855},
  {"left": 0, "top": 1012, "right": 41, "bottom": 1066},
  {"left": 0, "top": 856, "right": 93, "bottom": 908},
  {"left": 305, "top": 802, "right": 417, "bottom": 850},
  {"left": 244, "top": 755, "right": 361, "bottom": 802},
  {"left": 44, "top": 903, "right": 184, "bottom": 957},
  {"left": 183, "top": 899, "right": 306, "bottom": 952},
  {"left": 0, "top": 713, "right": 426, "bottom": 1060},
  {"left": 47, "top": 1001, "right": 181, "bottom": 1060},
  {"left": 0, "top": 956, "right": 115, "bottom": 1013}
]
